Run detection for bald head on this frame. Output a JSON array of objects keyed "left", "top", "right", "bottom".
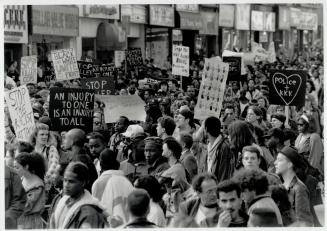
[{"left": 62, "top": 128, "right": 86, "bottom": 150}]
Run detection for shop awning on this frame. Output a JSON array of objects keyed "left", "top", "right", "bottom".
[
  {"left": 177, "top": 12, "right": 203, "bottom": 30},
  {"left": 96, "top": 22, "right": 125, "bottom": 51}
]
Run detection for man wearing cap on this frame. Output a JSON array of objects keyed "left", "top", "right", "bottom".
[
  {"left": 144, "top": 137, "right": 169, "bottom": 176},
  {"left": 270, "top": 113, "right": 286, "bottom": 129},
  {"left": 274, "top": 146, "right": 314, "bottom": 226},
  {"left": 264, "top": 128, "right": 286, "bottom": 161}
]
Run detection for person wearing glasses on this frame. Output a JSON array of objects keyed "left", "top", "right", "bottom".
[{"left": 294, "top": 114, "right": 323, "bottom": 173}]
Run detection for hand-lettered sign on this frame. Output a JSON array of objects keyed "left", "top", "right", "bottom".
[
  {"left": 125, "top": 48, "right": 143, "bottom": 68},
  {"left": 49, "top": 88, "right": 95, "bottom": 132},
  {"left": 51, "top": 48, "right": 80, "bottom": 81},
  {"left": 20, "top": 55, "right": 37, "bottom": 85},
  {"left": 269, "top": 70, "right": 307, "bottom": 106},
  {"left": 5, "top": 85, "right": 35, "bottom": 141},
  {"left": 80, "top": 77, "right": 115, "bottom": 95},
  {"left": 93, "top": 63, "right": 116, "bottom": 78},
  {"left": 222, "top": 56, "right": 241, "bottom": 82},
  {"left": 77, "top": 61, "right": 94, "bottom": 78},
  {"left": 172, "top": 45, "right": 190, "bottom": 77}
]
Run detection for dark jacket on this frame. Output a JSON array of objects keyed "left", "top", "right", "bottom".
[
  {"left": 179, "top": 198, "right": 220, "bottom": 227},
  {"left": 288, "top": 176, "right": 314, "bottom": 226},
  {"left": 148, "top": 156, "right": 169, "bottom": 176},
  {"left": 124, "top": 218, "right": 157, "bottom": 228},
  {"left": 5, "top": 166, "right": 26, "bottom": 229}
]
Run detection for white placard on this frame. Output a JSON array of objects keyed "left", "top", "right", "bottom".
[
  {"left": 20, "top": 55, "right": 37, "bottom": 85},
  {"left": 172, "top": 45, "right": 189, "bottom": 77},
  {"left": 51, "top": 48, "right": 80, "bottom": 81}
]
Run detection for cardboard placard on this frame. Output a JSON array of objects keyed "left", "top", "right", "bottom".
[
  {"left": 93, "top": 63, "right": 116, "bottom": 78},
  {"left": 125, "top": 48, "right": 143, "bottom": 68},
  {"left": 269, "top": 70, "right": 307, "bottom": 106},
  {"left": 222, "top": 56, "right": 241, "bottom": 82},
  {"left": 194, "top": 57, "right": 229, "bottom": 120},
  {"left": 5, "top": 85, "right": 35, "bottom": 141},
  {"left": 20, "top": 55, "right": 37, "bottom": 85},
  {"left": 80, "top": 77, "right": 115, "bottom": 95},
  {"left": 99, "top": 95, "right": 146, "bottom": 123},
  {"left": 49, "top": 88, "right": 95, "bottom": 132},
  {"left": 77, "top": 61, "right": 94, "bottom": 78},
  {"left": 51, "top": 48, "right": 80, "bottom": 81},
  {"left": 115, "top": 50, "right": 125, "bottom": 68},
  {"left": 172, "top": 45, "right": 190, "bottom": 77},
  {"left": 44, "top": 61, "right": 56, "bottom": 82}
]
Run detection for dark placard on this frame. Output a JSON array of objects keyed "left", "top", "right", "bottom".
[
  {"left": 44, "top": 61, "right": 56, "bottom": 82},
  {"left": 269, "top": 70, "right": 307, "bottom": 106},
  {"left": 80, "top": 77, "right": 115, "bottom": 95},
  {"left": 125, "top": 48, "right": 143, "bottom": 68},
  {"left": 93, "top": 63, "right": 115, "bottom": 78},
  {"left": 49, "top": 88, "right": 95, "bottom": 132},
  {"left": 77, "top": 61, "right": 94, "bottom": 78},
  {"left": 222, "top": 56, "right": 241, "bottom": 82}
]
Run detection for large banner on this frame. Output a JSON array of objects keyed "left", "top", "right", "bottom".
[
  {"left": 99, "top": 95, "right": 146, "bottom": 123},
  {"left": 77, "top": 61, "right": 94, "bottom": 78},
  {"left": 269, "top": 70, "right": 307, "bottom": 106},
  {"left": 51, "top": 48, "right": 80, "bottom": 81},
  {"left": 172, "top": 45, "right": 189, "bottom": 77},
  {"left": 20, "top": 55, "right": 37, "bottom": 85},
  {"left": 194, "top": 57, "right": 229, "bottom": 120},
  {"left": 93, "top": 63, "right": 116, "bottom": 78},
  {"left": 5, "top": 85, "right": 35, "bottom": 141},
  {"left": 81, "top": 77, "right": 115, "bottom": 95},
  {"left": 49, "top": 88, "right": 95, "bottom": 132}
]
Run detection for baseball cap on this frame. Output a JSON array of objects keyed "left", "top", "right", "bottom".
[{"left": 122, "top": 124, "right": 144, "bottom": 138}]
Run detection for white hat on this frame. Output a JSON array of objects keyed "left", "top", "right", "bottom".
[{"left": 122, "top": 124, "right": 144, "bottom": 138}]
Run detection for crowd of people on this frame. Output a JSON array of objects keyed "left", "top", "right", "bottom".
[{"left": 4, "top": 45, "right": 324, "bottom": 228}]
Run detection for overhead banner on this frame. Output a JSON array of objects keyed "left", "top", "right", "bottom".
[
  {"left": 4, "top": 5, "right": 28, "bottom": 43},
  {"left": 100, "top": 95, "right": 146, "bottom": 123},
  {"left": 172, "top": 45, "right": 189, "bottom": 77},
  {"left": 115, "top": 50, "right": 125, "bottom": 68},
  {"left": 49, "top": 88, "right": 95, "bottom": 132},
  {"left": 269, "top": 70, "right": 307, "bottom": 106},
  {"left": 77, "top": 61, "right": 94, "bottom": 78},
  {"left": 194, "top": 57, "right": 229, "bottom": 120},
  {"left": 20, "top": 55, "right": 37, "bottom": 85},
  {"left": 51, "top": 48, "right": 80, "bottom": 81},
  {"left": 81, "top": 77, "right": 115, "bottom": 95},
  {"left": 5, "top": 85, "right": 35, "bottom": 141}
]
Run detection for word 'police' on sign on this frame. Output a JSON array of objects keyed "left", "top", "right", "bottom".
[
  {"left": 51, "top": 48, "right": 80, "bottom": 81},
  {"left": 99, "top": 95, "right": 146, "bottom": 123},
  {"left": 49, "top": 88, "right": 95, "bottom": 132},
  {"left": 269, "top": 70, "right": 307, "bottom": 106},
  {"left": 172, "top": 45, "right": 189, "bottom": 77},
  {"left": 5, "top": 85, "right": 35, "bottom": 141},
  {"left": 20, "top": 55, "right": 37, "bottom": 85},
  {"left": 81, "top": 77, "right": 115, "bottom": 95}
]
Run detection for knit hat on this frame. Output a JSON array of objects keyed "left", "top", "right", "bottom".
[
  {"left": 271, "top": 113, "right": 286, "bottom": 123},
  {"left": 279, "top": 146, "right": 300, "bottom": 167}
]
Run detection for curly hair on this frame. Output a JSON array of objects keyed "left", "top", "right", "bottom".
[
  {"left": 232, "top": 168, "right": 268, "bottom": 195},
  {"left": 192, "top": 173, "right": 218, "bottom": 193},
  {"left": 15, "top": 152, "right": 46, "bottom": 180},
  {"left": 228, "top": 120, "right": 255, "bottom": 153}
]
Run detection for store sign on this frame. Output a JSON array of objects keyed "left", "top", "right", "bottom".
[
  {"left": 298, "top": 12, "right": 318, "bottom": 30},
  {"left": 4, "top": 5, "right": 28, "bottom": 43},
  {"left": 200, "top": 12, "right": 218, "bottom": 35},
  {"left": 219, "top": 5, "right": 234, "bottom": 28},
  {"left": 278, "top": 6, "right": 290, "bottom": 30},
  {"left": 121, "top": 5, "right": 147, "bottom": 24},
  {"left": 149, "top": 5, "right": 174, "bottom": 27},
  {"left": 32, "top": 5, "right": 79, "bottom": 36},
  {"left": 290, "top": 8, "right": 301, "bottom": 28},
  {"left": 176, "top": 4, "right": 199, "bottom": 13},
  {"left": 263, "top": 12, "right": 276, "bottom": 32},
  {"left": 251, "top": 11, "right": 264, "bottom": 31},
  {"left": 179, "top": 12, "right": 203, "bottom": 30},
  {"left": 235, "top": 4, "right": 250, "bottom": 30},
  {"left": 83, "top": 5, "right": 120, "bottom": 20}
]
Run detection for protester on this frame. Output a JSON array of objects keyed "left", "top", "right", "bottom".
[
  {"left": 108, "top": 116, "right": 129, "bottom": 157},
  {"left": 87, "top": 132, "right": 107, "bottom": 175},
  {"left": 144, "top": 137, "right": 169, "bottom": 176},
  {"left": 156, "top": 116, "right": 176, "bottom": 139}
]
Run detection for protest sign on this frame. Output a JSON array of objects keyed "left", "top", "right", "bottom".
[
  {"left": 125, "top": 48, "right": 143, "bottom": 68},
  {"left": 49, "top": 88, "right": 95, "bottom": 132},
  {"left": 222, "top": 50, "right": 246, "bottom": 75},
  {"left": 93, "top": 63, "right": 116, "bottom": 78},
  {"left": 20, "top": 55, "right": 37, "bottom": 85},
  {"left": 115, "top": 50, "right": 125, "bottom": 68},
  {"left": 44, "top": 61, "right": 56, "bottom": 82},
  {"left": 269, "top": 70, "right": 307, "bottom": 106},
  {"left": 99, "top": 95, "right": 146, "bottom": 123},
  {"left": 5, "top": 85, "right": 35, "bottom": 141},
  {"left": 194, "top": 56, "right": 229, "bottom": 120},
  {"left": 222, "top": 56, "right": 241, "bottom": 82},
  {"left": 51, "top": 48, "right": 80, "bottom": 81},
  {"left": 81, "top": 77, "right": 115, "bottom": 95},
  {"left": 172, "top": 45, "right": 189, "bottom": 77},
  {"left": 77, "top": 61, "right": 94, "bottom": 78}
]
